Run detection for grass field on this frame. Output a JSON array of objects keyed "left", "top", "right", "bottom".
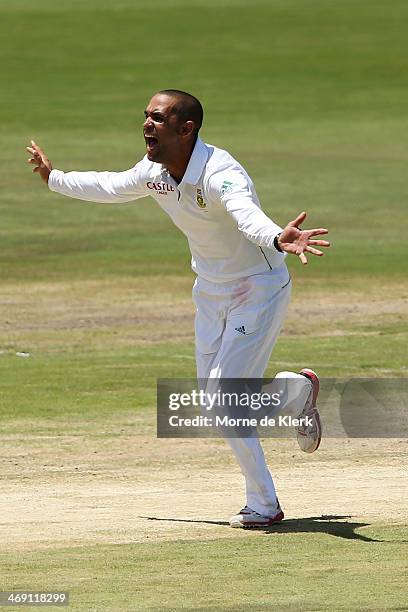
[{"left": 1, "top": 0, "right": 407, "bottom": 610}]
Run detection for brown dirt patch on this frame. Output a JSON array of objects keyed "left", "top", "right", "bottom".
[{"left": 1, "top": 426, "right": 407, "bottom": 551}]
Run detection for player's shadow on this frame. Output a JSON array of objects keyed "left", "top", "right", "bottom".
[{"left": 138, "top": 514, "right": 382, "bottom": 542}]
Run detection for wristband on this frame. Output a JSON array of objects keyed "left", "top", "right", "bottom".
[{"left": 274, "top": 233, "right": 283, "bottom": 252}]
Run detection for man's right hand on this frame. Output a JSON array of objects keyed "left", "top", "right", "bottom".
[{"left": 26, "top": 140, "right": 52, "bottom": 184}]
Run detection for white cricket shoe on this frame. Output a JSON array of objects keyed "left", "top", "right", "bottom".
[
  {"left": 229, "top": 504, "right": 284, "bottom": 528},
  {"left": 296, "top": 368, "right": 322, "bottom": 453}
]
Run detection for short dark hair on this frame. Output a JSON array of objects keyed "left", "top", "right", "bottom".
[{"left": 158, "top": 89, "right": 203, "bottom": 135}]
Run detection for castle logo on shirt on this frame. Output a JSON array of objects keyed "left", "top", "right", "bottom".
[
  {"left": 147, "top": 182, "right": 175, "bottom": 195},
  {"left": 196, "top": 189, "right": 207, "bottom": 209}
]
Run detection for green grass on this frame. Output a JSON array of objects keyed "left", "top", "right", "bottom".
[
  {"left": 0, "top": 345, "right": 195, "bottom": 420},
  {"left": 0, "top": 0, "right": 407, "bottom": 610},
  {"left": 1, "top": 331, "right": 406, "bottom": 421},
  {"left": 1, "top": 525, "right": 407, "bottom": 611},
  {"left": 1, "top": 0, "right": 408, "bottom": 283}
]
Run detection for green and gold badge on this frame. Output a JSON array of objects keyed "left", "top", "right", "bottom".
[{"left": 196, "top": 188, "right": 206, "bottom": 208}]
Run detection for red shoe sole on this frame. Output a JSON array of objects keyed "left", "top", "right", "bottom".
[
  {"left": 299, "top": 368, "right": 320, "bottom": 407},
  {"left": 241, "top": 510, "right": 285, "bottom": 528}
]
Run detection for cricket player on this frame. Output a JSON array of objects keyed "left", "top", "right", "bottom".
[{"left": 27, "top": 89, "right": 330, "bottom": 528}]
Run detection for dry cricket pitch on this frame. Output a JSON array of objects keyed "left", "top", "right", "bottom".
[{"left": 1, "top": 431, "right": 407, "bottom": 550}]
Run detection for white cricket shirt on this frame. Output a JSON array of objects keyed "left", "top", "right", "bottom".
[{"left": 49, "top": 137, "right": 286, "bottom": 283}]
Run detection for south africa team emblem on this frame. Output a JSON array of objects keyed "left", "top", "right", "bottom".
[{"left": 196, "top": 188, "right": 206, "bottom": 209}]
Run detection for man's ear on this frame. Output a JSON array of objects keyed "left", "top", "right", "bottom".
[{"left": 180, "top": 120, "right": 194, "bottom": 136}]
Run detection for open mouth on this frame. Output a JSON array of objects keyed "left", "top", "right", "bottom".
[{"left": 144, "top": 135, "right": 158, "bottom": 153}]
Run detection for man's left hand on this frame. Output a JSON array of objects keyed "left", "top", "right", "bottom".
[{"left": 277, "top": 211, "right": 330, "bottom": 265}]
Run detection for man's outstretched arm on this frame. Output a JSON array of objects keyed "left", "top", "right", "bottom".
[
  {"left": 26, "top": 140, "right": 147, "bottom": 203},
  {"left": 213, "top": 169, "right": 330, "bottom": 265}
]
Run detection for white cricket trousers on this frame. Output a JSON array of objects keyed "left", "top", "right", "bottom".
[{"left": 193, "top": 263, "right": 312, "bottom": 517}]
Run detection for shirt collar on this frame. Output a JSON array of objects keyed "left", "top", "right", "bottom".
[{"left": 178, "top": 137, "right": 208, "bottom": 186}]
